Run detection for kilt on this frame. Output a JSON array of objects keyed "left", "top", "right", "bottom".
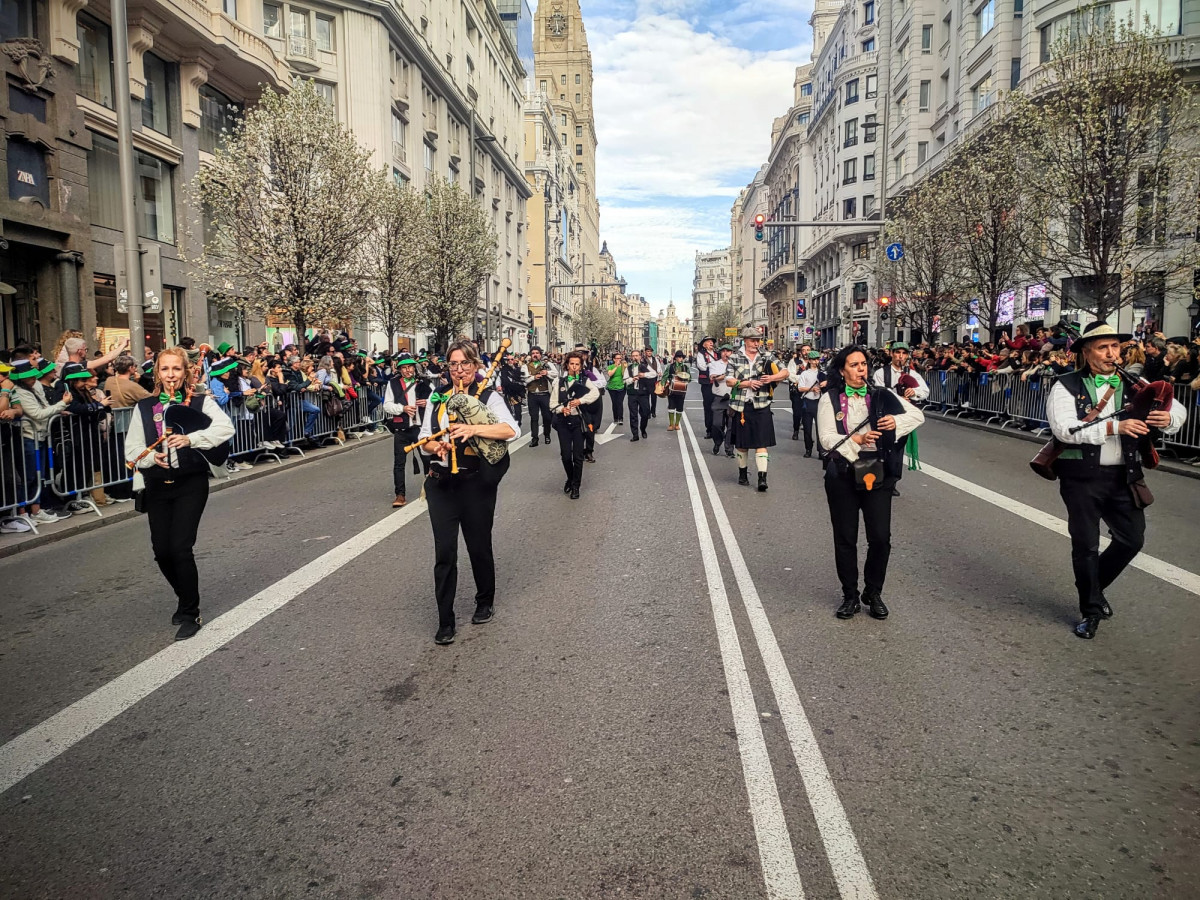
[{"left": 734, "top": 404, "right": 775, "bottom": 449}]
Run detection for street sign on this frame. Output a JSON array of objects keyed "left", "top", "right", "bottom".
[
  {"left": 885, "top": 242, "right": 904, "bottom": 261},
  {"left": 115, "top": 244, "right": 163, "bottom": 314},
  {"left": 724, "top": 327, "right": 738, "bottom": 338},
  {"left": 789, "top": 326, "right": 801, "bottom": 342}
]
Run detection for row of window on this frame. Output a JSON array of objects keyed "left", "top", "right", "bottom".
[
  {"left": 844, "top": 74, "right": 878, "bottom": 105},
  {"left": 263, "top": 2, "right": 335, "bottom": 51},
  {"left": 841, "top": 154, "right": 877, "bottom": 184}
]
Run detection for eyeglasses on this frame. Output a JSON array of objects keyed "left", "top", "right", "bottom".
[{"left": 446, "top": 361, "right": 474, "bottom": 369}]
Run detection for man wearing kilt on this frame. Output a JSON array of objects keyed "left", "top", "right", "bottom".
[{"left": 725, "top": 327, "right": 789, "bottom": 491}]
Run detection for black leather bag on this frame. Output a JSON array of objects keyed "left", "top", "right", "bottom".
[{"left": 852, "top": 454, "right": 885, "bottom": 491}]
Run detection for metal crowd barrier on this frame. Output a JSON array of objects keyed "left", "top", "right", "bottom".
[
  {"left": 921, "top": 370, "right": 1054, "bottom": 436},
  {"left": 45, "top": 407, "right": 136, "bottom": 516},
  {"left": 1, "top": 419, "right": 41, "bottom": 533},
  {"left": 1162, "top": 384, "right": 1200, "bottom": 461}
]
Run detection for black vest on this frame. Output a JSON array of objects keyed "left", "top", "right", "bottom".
[
  {"left": 833, "top": 389, "right": 905, "bottom": 480},
  {"left": 388, "top": 376, "right": 431, "bottom": 429},
  {"left": 1051, "top": 371, "right": 1143, "bottom": 483},
  {"left": 137, "top": 394, "right": 210, "bottom": 481}
]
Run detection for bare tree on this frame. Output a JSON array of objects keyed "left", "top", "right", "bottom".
[
  {"left": 706, "top": 303, "right": 742, "bottom": 342},
  {"left": 574, "top": 302, "right": 620, "bottom": 354},
  {"left": 1010, "top": 9, "right": 1200, "bottom": 321},
  {"left": 421, "top": 176, "right": 497, "bottom": 352},
  {"left": 190, "top": 82, "right": 375, "bottom": 341},
  {"left": 363, "top": 178, "right": 425, "bottom": 353}
]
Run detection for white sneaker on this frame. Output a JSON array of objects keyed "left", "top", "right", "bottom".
[
  {"left": 258, "top": 441, "right": 275, "bottom": 450},
  {"left": 236, "top": 461, "right": 254, "bottom": 470},
  {"left": 111, "top": 496, "right": 133, "bottom": 503},
  {"left": 31, "top": 510, "right": 65, "bottom": 524},
  {"left": 0, "top": 517, "right": 32, "bottom": 534},
  {"left": 272, "top": 441, "right": 287, "bottom": 449}
]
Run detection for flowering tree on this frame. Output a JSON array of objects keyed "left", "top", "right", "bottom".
[
  {"left": 574, "top": 302, "right": 620, "bottom": 353},
  {"left": 420, "top": 176, "right": 497, "bottom": 352},
  {"left": 1010, "top": 10, "right": 1200, "bottom": 321},
  {"left": 189, "top": 82, "right": 376, "bottom": 341},
  {"left": 363, "top": 177, "right": 425, "bottom": 353}
]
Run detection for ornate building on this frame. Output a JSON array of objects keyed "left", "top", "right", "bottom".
[{"left": 691, "top": 248, "right": 731, "bottom": 343}]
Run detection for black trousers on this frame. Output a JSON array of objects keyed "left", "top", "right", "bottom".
[
  {"left": 824, "top": 464, "right": 893, "bottom": 600},
  {"left": 628, "top": 392, "right": 651, "bottom": 434},
  {"left": 699, "top": 380, "right": 714, "bottom": 435},
  {"left": 650, "top": 390, "right": 658, "bottom": 416},
  {"left": 668, "top": 391, "right": 685, "bottom": 412},
  {"left": 800, "top": 398, "right": 820, "bottom": 453},
  {"left": 711, "top": 406, "right": 732, "bottom": 449},
  {"left": 528, "top": 392, "right": 552, "bottom": 438},
  {"left": 608, "top": 388, "right": 625, "bottom": 422},
  {"left": 426, "top": 471, "right": 499, "bottom": 628},
  {"left": 393, "top": 426, "right": 424, "bottom": 496},
  {"left": 1058, "top": 470, "right": 1146, "bottom": 617},
  {"left": 583, "top": 396, "right": 603, "bottom": 453},
  {"left": 555, "top": 414, "right": 586, "bottom": 488},
  {"left": 144, "top": 472, "right": 210, "bottom": 616},
  {"left": 790, "top": 391, "right": 804, "bottom": 434},
  {"left": 510, "top": 398, "right": 523, "bottom": 428}
]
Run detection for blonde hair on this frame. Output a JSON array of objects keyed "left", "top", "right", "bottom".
[
  {"left": 51, "top": 329, "right": 84, "bottom": 364},
  {"left": 153, "top": 347, "right": 195, "bottom": 395}
]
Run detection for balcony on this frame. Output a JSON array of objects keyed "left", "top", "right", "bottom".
[
  {"left": 286, "top": 35, "right": 318, "bottom": 72},
  {"left": 392, "top": 141, "right": 407, "bottom": 164}
]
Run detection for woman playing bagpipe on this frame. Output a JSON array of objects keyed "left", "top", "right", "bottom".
[
  {"left": 1038, "top": 321, "right": 1185, "bottom": 640},
  {"left": 661, "top": 350, "right": 692, "bottom": 431},
  {"left": 124, "top": 348, "right": 235, "bottom": 641},
  {"left": 415, "top": 340, "right": 519, "bottom": 645},
  {"left": 818, "top": 346, "right": 924, "bottom": 621},
  {"left": 550, "top": 350, "right": 600, "bottom": 500}
]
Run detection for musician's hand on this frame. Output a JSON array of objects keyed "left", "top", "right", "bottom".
[
  {"left": 404, "top": 405, "right": 417, "bottom": 417},
  {"left": 447, "top": 422, "right": 476, "bottom": 441},
  {"left": 567, "top": 399, "right": 580, "bottom": 409},
  {"left": 416, "top": 399, "right": 427, "bottom": 408},
  {"left": 153, "top": 451, "right": 170, "bottom": 468},
  {"left": 1146, "top": 410, "right": 1172, "bottom": 429},
  {"left": 1118, "top": 419, "right": 1150, "bottom": 437},
  {"left": 903, "top": 388, "right": 916, "bottom": 400},
  {"left": 854, "top": 430, "right": 883, "bottom": 445},
  {"left": 165, "top": 434, "right": 192, "bottom": 449},
  {"left": 746, "top": 378, "right": 763, "bottom": 390},
  {"left": 428, "top": 440, "right": 451, "bottom": 459},
  {"left": 877, "top": 415, "right": 897, "bottom": 431}
]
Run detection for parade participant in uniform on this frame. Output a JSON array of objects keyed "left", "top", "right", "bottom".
[
  {"left": 790, "top": 350, "right": 825, "bottom": 457},
  {"left": 523, "top": 347, "right": 557, "bottom": 448},
  {"left": 125, "top": 348, "right": 234, "bottom": 641},
  {"left": 872, "top": 341, "right": 928, "bottom": 496},
  {"left": 1044, "top": 322, "right": 1186, "bottom": 639},
  {"left": 695, "top": 336, "right": 717, "bottom": 439},
  {"left": 645, "top": 347, "right": 660, "bottom": 419},
  {"left": 605, "top": 352, "right": 626, "bottom": 425},
  {"left": 417, "top": 341, "right": 519, "bottom": 645},
  {"left": 725, "top": 327, "right": 788, "bottom": 491},
  {"left": 818, "top": 346, "right": 924, "bottom": 621},
  {"left": 382, "top": 353, "right": 431, "bottom": 508},
  {"left": 551, "top": 351, "right": 600, "bottom": 499},
  {"left": 625, "top": 349, "right": 657, "bottom": 440},
  {"left": 499, "top": 355, "right": 526, "bottom": 429},
  {"left": 708, "top": 344, "right": 735, "bottom": 456},
  {"left": 576, "top": 344, "right": 605, "bottom": 463},
  {"left": 662, "top": 350, "right": 692, "bottom": 431}
]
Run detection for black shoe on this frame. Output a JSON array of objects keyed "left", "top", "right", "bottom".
[
  {"left": 757, "top": 472, "right": 768, "bottom": 492},
  {"left": 712, "top": 442, "right": 721, "bottom": 455},
  {"left": 1099, "top": 594, "right": 1113, "bottom": 619},
  {"left": 564, "top": 480, "right": 572, "bottom": 494},
  {"left": 738, "top": 467, "right": 749, "bottom": 486},
  {"left": 703, "top": 431, "right": 711, "bottom": 439},
  {"left": 174, "top": 616, "right": 202, "bottom": 641},
  {"left": 725, "top": 450, "right": 736, "bottom": 458},
  {"left": 471, "top": 604, "right": 493, "bottom": 624},
  {"left": 791, "top": 431, "right": 799, "bottom": 441},
  {"left": 864, "top": 592, "right": 889, "bottom": 620},
  {"left": 584, "top": 453, "right": 595, "bottom": 463},
  {"left": 1074, "top": 616, "right": 1100, "bottom": 639},
  {"left": 570, "top": 486, "right": 580, "bottom": 500},
  {"left": 835, "top": 595, "right": 860, "bottom": 619},
  {"left": 529, "top": 436, "right": 539, "bottom": 448},
  {"left": 651, "top": 413, "right": 656, "bottom": 418},
  {"left": 630, "top": 435, "right": 640, "bottom": 442},
  {"left": 641, "top": 430, "right": 648, "bottom": 438},
  {"left": 892, "top": 487, "right": 901, "bottom": 498},
  {"left": 803, "top": 450, "right": 812, "bottom": 458},
  {"left": 171, "top": 609, "right": 194, "bottom": 626},
  {"left": 435, "top": 625, "right": 456, "bottom": 644}
]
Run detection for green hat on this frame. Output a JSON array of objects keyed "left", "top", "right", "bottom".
[
  {"left": 216, "top": 341, "right": 233, "bottom": 356},
  {"left": 62, "top": 362, "right": 92, "bottom": 381},
  {"left": 36, "top": 358, "right": 58, "bottom": 377},
  {"left": 209, "top": 357, "right": 238, "bottom": 377},
  {"left": 890, "top": 341, "right": 910, "bottom": 351},
  {"left": 806, "top": 350, "right": 820, "bottom": 359},
  {"left": 8, "top": 360, "right": 38, "bottom": 380},
  {"left": 396, "top": 352, "right": 417, "bottom": 367},
  {"left": 718, "top": 344, "right": 733, "bottom": 352}
]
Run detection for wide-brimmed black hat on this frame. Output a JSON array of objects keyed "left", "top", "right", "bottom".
[
  {"left": 1070, "top": 321, "right": 1131, "bottom": 352},
  {"left": 395, "top": 352, "right": 417, "bottom": 367},
  {"left": 61, "top": 361, "right": 92, "bottom": 382},
  {"left": 8, "top": 360, "right": 37, "bottom": 380}
]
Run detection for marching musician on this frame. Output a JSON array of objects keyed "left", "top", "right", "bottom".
[
  {"left": 418, "top": 341, "right": 519, "bottom": 646},
  {"left": 708, "top": 344, "right": 735, "bottom": 457},
  {"left": 872, "top": 341, "right": 928, "bottom": 496},
  {"left": 382, "top": 352, "right": 430, "bottom": 508},
  {"left": 1045, "top": 322, "right": 1185, "bottom": 639},
  {"left": 576, "top": 344, "right": 606, "bottom": 464},
  {"left": 605, "top": 352, "right": 626, "bottom": 426},
  {"left": 125, "top": 348, "right": 234, "bottom": 641},
  {"left": 789, "top": 350, "right": 825, "bottom": 458},
  {"left": 645, "top": 346, "right": 661, "bottom": 420},
  {"left": 818, "top": 346, "right": 924, "bottom": 622},
  {"left": 625, "top": 349, "right": 657, "bottom": 441},
  {"left": 695, "top": 336, "right": 717, "bottom": 439},
  {"left": 523, "top": 347, "right": 557, "bottom": 448},
  {"left": 662, "top": 350, "right": 692, "bottom": 431},
  {"left": 551, "top": 351, "right": 601, "bottom": 499},
  {"left": 725, "top": 327, "right": 788, "bottom": 491}
]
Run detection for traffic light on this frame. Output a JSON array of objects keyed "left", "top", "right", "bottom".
[
  {"left": 754, "top": 214, "right": 765, "bottom": 241},
  {"left": 879, "top": 296, "right": 891, "bottom": 321}
]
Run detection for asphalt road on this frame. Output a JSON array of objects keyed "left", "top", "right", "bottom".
[{"left": 1, "top": 388, "right": 1197, "bottom": 900}]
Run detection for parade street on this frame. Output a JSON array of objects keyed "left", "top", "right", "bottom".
[{"left": 2, "top": 398, "right": 1197, "bottom": 900}]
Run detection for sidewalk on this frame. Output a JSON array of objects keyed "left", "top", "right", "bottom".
[
  {"left": 0, "top": 431, "right": 390, "bottom": 560},
  {"left": 925, "top": 411, "right": 1200, "bottom": 482}
]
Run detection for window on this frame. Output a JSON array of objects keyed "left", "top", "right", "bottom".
[
  {"left": 0, "top": 0, "right": 34, "bottom": 41},
  {"left": 539, "top": 79, "right": 547, "bottom": 92},
  {"left": 864, "top": 195, "right": 877, "bottom": 217},
  {"left": 88, "top": 133, "right": 175, "bottom": 243},
  {"left": 845, "top": 79, "right": 859, "bottom": 104},
  {"left": 1039, "top": 26, "right": 1051, "bottom": 62},
  {"left": 1010, "top": 57, "right": 1021, "bottom": 89},
  {"left": 864, "top": 1, "right": 875, "bottom": 24},
  {"left": 1136, "top": 168, "right": 1167, "bottom": 245},
  {"left": 943, "top": 13, "right": 952, "bottom": 44},
  {"left": 844, "top": 117, "right": 858, "bottom": 146},
  {"left": 263, "top": 3, "right": 280, "bottom": 36},
  {"left": 310, "top": 80, "right": 334, "bottom": 106},
  {"left": 863, "top": 114, "right": 877, "bottom": 142},
  {"left": 315, "top": 15, "right": 333, "bottom": 51},
  {"left": 77, "top": 13, "right": 114, "bottom": 108},
  {"left": 865, "top": 74, "right": 877, "bottom": 99},
  {"left": 575, "top": 73, "right": 581, "bottom": 84},
  {"left": 7, "top": 138, "right": 49, "bottom": 207},
  {"left": 576, "top": 162, "right": 583, "bottom": 173},
  {"left": 863, "top": 153, "right": 876, "bottom": 180},
  {"left": 894, "top": 153, "right": 904, "bottom": 181},
  {"left": 447, "top": 165, "right": 457, "bottom": 184},
  {"left": 289, "top": 9, "right": 307, "bottom": 37},
  {"left": 424, "top": 142, "right": 434, "bottom": 173},
  {"left": 142, "top": 52, "right": 172, "bottom": 136},
  {"left": 560, "top": 113, "right": 566, "bottom": 126},
  {"left": 921, "top": 24, "right": 932, "bottom": 51},
  {"left": 972, "top": 75, "right": 993, "bottom": 114},
  {"left": 843, "top": 197, "right": 857, "bottom": 219},
  {"left": 917, "top": 141, "right": 928, "bottom": 165},
  {"left": 797, "top": 112, "right": 810, "bottom": 125},
  {"left": 391, "top": 111, "right": 406, "bottom": 154},
  {"left": 843, "top": 158, "right": 857, "bottom": 184},
  {"left": 576, "top": 125, "right": 582, "bottom": 137},
  {"left": 560, "top": 74, "right": 566, "bottom": 85},
  {"left": 854, "top": 242, "right": 870, "bottom": 260},
  {"left": 919, "top": 80, "right": 931, "bottom": 111},
  {"left": 801, "top": 82, "right": 812, "bottom": 96},
  {"left": 1013, "top": 0, "right": 1023, "bottom": 14},
  {"left": 575, "top": 144, "right": 582, "bottom": 156},
  {"left": 198, "top": 85, "right": 239, "bottom": 153},
  {"left": 862, "top": 38, "right": 875, "bottom": 52},
  {"left": 575, "top": 93, "right": 581, "bottom": 103},
  {"left": 977, "top": 0, "right": 995, "bottom": 38},
  {"left": 223, "top": 0, "right": 236, "bottom": 18},
  {"left": 561, "top": 132, "right": 567, "bottom": 145}
]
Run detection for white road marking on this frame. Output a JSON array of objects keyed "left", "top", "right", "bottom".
[
  {"left": 0, "top": 438, "right": 531, "bottom": 796},
  {"left": 681, "top": 418, "right": 880, "bottom": 900},
  {"left": 675, "top": 419, "right": 806, "bottom": 900},
  {"left": 919, "top": 463, "right": 1200, "bottom": 598}
]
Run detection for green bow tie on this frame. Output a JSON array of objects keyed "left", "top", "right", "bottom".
[
  {"left": 159, "top": 391, "right": 183, "bottom": 403},
  {"left": 845, "top": 385, "right": 868, "bottom": 397},
  {"left": 1093, "top": 375, "right": 1120, "bottom": 390}
]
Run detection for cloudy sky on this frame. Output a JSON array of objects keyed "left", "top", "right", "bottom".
[{"left": 537, "top": 1, "right": 814, "bottom": 318}]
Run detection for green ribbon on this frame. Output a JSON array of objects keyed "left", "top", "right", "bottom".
[
  {"left": 1093, "top": 374, "right": 1119, "bottom": 389},
  {"left": 159, "top": 391, "right": 183, "bottom": 403},
  {"left": 845, "top": 384, "right": 868, "bottom": 397}
]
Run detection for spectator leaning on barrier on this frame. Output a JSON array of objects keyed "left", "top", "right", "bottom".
[
  {"left": 60, "top": 361, "right": 115, "bottom": 509},
  {"left": 7, "top": 360, "right": 68, "bottom": 524}
]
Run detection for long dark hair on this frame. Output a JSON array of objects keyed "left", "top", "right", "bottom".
[{"left": 825, "top": 345, "right": 869, "bottom": 394}]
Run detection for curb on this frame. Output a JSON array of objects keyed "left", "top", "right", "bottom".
[
  {"left": 924, "top": 412, "right": 1200, "bottom": 482},
  {"left": 0, "top": 433, "right": 390, "bottom": 560}
]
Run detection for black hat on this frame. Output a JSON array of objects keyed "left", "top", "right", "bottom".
[
  {"left": 673, "top": 350, "right": 685, "bottom": 358},
  {"left": 395, "top": 352, "right": 417, "bottom": 367},
  {"left": 209, "top": 357, "right": 238, "bottom": 377},
  {"left": 1069, "top": 321, "right": 1131, "bottom": 352},
  {"left": 700, "top": 335, "right": 714, "bottom": 345},
  {"left": 333, "top": 336, "right": 353, "bottom": 353},
  {"left": 1166, "top": 335, "right": 1191, "bottom": 346},
  {"left": 8, "top": 359, "right": 38, "bottom": 380},
  {"left": 36, "top": 358, "right": 57, "bottom": 377},
  {"left": 61, "top": 361, "right": 92, "bottom": 381}
]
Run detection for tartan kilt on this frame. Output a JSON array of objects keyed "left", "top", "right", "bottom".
[{"left": 734, "top": 404, "right": 775, "bottom": 449}]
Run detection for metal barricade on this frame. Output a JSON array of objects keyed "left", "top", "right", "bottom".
[
  {"left": 1163, "top": 383, "right": 1200, "bottom": 461},
  {"left": 1, "top": 419, "right": 41, "bottom": 533},
  {"left": 44, "top": 407, "right": 135, "bottom": 516}
]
